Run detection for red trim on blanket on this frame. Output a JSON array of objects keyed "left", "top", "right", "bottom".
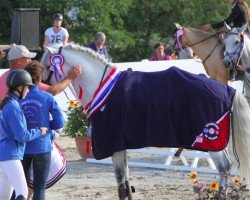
[{"left": 192, "top": 111, "right": 230, "bottom": 151}]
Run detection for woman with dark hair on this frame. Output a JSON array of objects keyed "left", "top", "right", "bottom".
[
  {"left": 21, "top": 61, "right": 65, "bottom": 200},
  {"left": 0, "top": 69, "right": 47, "bottom": 200},
  {"left": 201, "top": 0, "right": 250, "bottom": 31},
  {"left": 149, "top": 43, "right": 172, "bottom": 61}
]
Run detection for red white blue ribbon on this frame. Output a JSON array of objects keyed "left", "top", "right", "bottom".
[
  {"left": 85, "top": 67, "right": 122, "bottom": 119},
  {"left": 50, "top": 54, "right": 65, "bottom": 76},
  {"left": 176, "top": 29, "right": 187, "bottom": 51}
]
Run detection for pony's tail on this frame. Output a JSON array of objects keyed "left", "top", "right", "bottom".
[{"left": 232, "top": 91, "right": 250, "bottom": 188}]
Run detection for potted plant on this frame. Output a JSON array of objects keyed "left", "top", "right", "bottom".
[{"left": 64, "top": 100, "right": 93, "bottom": 161}]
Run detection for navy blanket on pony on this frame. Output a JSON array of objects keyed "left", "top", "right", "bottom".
[{"left": 90, "top": 67, "right": 236, "bottom": 160}]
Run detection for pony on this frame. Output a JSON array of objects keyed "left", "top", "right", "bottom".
[
  {"left": 222, "top": 23, "right": 250, "bottom": 105},
  {"left": 41, "top": 43, "right": 250, "bottom": 199},
  {"left": 165, "top": 24, "right": 231, "bottom": 84}
]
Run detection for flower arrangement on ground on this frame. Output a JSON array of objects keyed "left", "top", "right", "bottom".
[
  {"left": 64, "top": 99, "right": 89, "bottom": 138},
  {"left": 189, "top": 171, "right": 247, "bottom": 200}
]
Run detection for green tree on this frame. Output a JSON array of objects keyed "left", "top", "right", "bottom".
[{"left": 0, "top": 0, "right": 250, "bottom": 66}]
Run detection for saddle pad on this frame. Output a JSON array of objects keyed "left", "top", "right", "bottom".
[{"left": 90, "top": 67, "right": 235, "bottom": 160}]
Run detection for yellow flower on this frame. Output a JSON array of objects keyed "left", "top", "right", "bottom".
[
  {"left": 69, "top": 99, "right": 80, "bottom": 108},
  {"left": 232, "top": 176, "right": 240, "bottom": 185},
  {"left": 210, "top": 181, "right": 219, "bottom": 191},
  {"left": 189, "top": 171, "right": 198, "bottom": 181},
  {"left": 191, "top": 179, "right": 197, "bottom": 184},
  {"left": 69, "top": 99, "right": 76, "bottom": 107},
  {"left": 72, "top": 102, "right": 79, "bottom": 108}
]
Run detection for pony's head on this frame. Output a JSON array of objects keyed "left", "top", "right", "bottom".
[
  {"left": 223, "top": 23, "right": 248, "bottom": 70},
  {"left": 165, "top": 24, "right": 212, "bottom": 55},
  {"left": 40, "top": 42, "right": 113, "bottom": 106},
  {"left": 165, "top": 23, "right": 183, "bottom": 55}
]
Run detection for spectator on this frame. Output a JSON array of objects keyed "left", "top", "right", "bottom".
[
  {"left": 0, "top": 69, "right": 47, "bottom": 200},
  {"left": 21, "top": 61, "right": 65, "bottom": 200},
  {"left": 149, "top": 43, "right": 172, "bottom": 61},
  {"left": 0, "top": 45, "right": 12, "bottom": 60},
  {"left": 201, "top": 0, "right": 250, "bottom": 32},
  {"left": 178, "top": 47, "right": 194, "bottom": 59},
  {"left": 86, "top": 32, "right": 110, "bottom": 60},
  {"left": 44, "top": 13, "right": 69, "bottom": 47}
]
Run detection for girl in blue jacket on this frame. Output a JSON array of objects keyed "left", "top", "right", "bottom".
[
  {"left": 21, "top": 61, "right": 65, "bottom": 200},
  {"left": 0, "top": 69, "right": 47, "bottom": 200}
]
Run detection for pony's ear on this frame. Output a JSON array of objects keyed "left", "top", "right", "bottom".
[
  {"left": 239, "top": 23, "right": 248, "bottom": 34},
  {"left": 43, "top": 45, "right": 58, "bottom": 54},
  {"left": 175, "top": 23, "right": 182, "bottom": 29},
  {"left": 224, "top": 22, "right": 231, "bottom": 33}
]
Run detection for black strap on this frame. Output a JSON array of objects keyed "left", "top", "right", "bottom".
[
  {"left": 188, "top": 32, "right": 219, "bottom": 48},
  {"left": 58, "top": 46, "right": 63, "bottom": 54},
  {"left": 44, "top": 70, "right": 53, "bottom": 85},
  {"left": 99, "top": 65, "right": 109, "bottom": 86},
  {"left": 202, "top": 41, "right": 220, "bottom": 64}
]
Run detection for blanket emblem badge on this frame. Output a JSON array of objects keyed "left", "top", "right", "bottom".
[
  {"left": 100, "top": 105, "right": 106, "bottom": 112},
  {"left": 203, "top": 122, "right": 219, "bottom": 140}
]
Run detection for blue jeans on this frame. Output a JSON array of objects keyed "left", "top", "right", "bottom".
[{"left": 22, "top": 152, "right": 51, "bottom": 200}]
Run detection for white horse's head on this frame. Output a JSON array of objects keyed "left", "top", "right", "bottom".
[
  {"left": 40, "top": 43, "right": 114, "bottom": 107},
  {"left": 223, "top": 23, "right": 248, "bottom": 69}
]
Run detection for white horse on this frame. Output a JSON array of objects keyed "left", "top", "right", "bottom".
[
  {"left": 41, "top": 43, "right": 250, "bottom": 199},
  {"left": 222, "top": 23, "right": 250, "bottom": 106}
]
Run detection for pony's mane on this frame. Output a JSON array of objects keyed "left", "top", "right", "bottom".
[{"left": 63, "top": 42, "right": 111, "bottom": 66}]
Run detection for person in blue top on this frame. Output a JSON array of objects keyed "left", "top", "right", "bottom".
[
  {"left": 86, "top": 32, "right": 110, "bottom": 60},
  {"left": 20, "top": 61, "right": 65, "bottom": 200},
  {"left": 0, "top": 69, "right": 47, "bottom": 200}
]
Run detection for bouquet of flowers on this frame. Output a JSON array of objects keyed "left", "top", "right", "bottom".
[{"left": 64, "top": 99, "right": 89, "bottom": 138}]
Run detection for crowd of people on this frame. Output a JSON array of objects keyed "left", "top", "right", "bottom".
[{"left": 0, "top": 0, "right": 250, "bottom": 199}]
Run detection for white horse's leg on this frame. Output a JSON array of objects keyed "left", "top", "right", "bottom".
[
  {"left": 209, "top": 150, "right": 232, "bottom": 196},
  {"left": 112, "top": 150, "right": 133, "bottom": 200},
  {"left": 232, "top": 92, "right": 250, "bottom": 188},
  {"left": 243, "top": 74, "right": 250, "bottom": 107}
]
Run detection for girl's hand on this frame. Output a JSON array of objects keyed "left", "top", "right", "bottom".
[{"left": 40, "top": 127, "right": 48, "bottom": 135}]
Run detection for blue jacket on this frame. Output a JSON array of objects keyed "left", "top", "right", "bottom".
[
  {"left": 20, "top": 86, "right": 65, "bottom": 154},
  {"left": 0, "top": 94, "right": 42, "bottom": 161},
  {"left": 87, "top": 42, "right": 109, "bottom": 59}
]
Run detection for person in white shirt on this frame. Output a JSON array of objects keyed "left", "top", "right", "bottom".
[{"left": 43, "top": 13, "right": 69, "bottom": 47}]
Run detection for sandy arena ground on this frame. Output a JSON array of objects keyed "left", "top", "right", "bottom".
[{"left": 46, "top": 134, "right": 227, "bottom": 200}]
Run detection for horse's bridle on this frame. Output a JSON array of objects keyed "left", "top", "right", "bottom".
[
  {"left": 169, "top": 29, "right": 220, "bottom": 64},
  {"left": 44, "top": 46, "right": 63, "bottom": 85},
  {"left": 223, "top": 32, "right": 244, "bottom": 68}
]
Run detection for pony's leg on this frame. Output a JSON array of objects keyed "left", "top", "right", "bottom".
[
  {"left": 209, "top": 150, "right": 232, "bottom": 197},
  {"left": 112, "top": 150, "right": 133, "bottom": 200}
]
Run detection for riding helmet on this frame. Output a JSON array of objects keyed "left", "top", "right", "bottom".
[
  {"left": 6, "top": 69, "right": 34, "bottom": 89},
  {"left": 53, "top": 13, "right": 63, "bottom": 20}
]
